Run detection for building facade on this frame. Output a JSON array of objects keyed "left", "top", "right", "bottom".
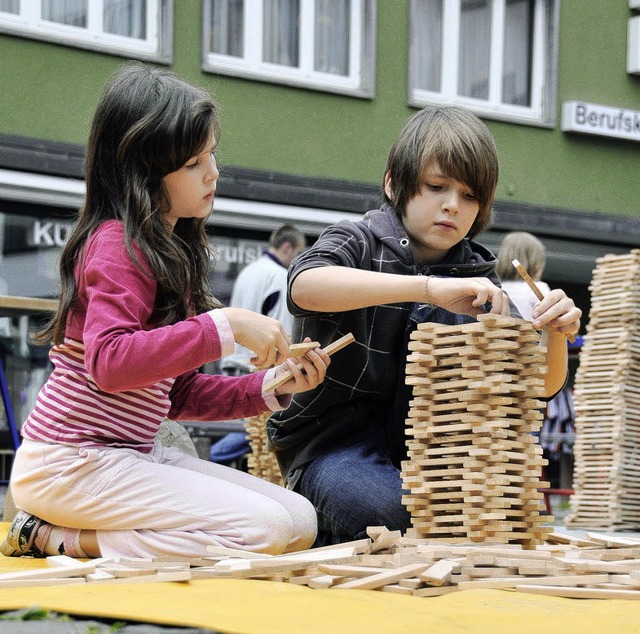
[{"left": 0, "top": 0, "right": 639, "bottom": 430}]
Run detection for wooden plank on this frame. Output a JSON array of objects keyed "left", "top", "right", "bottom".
[
  {"left": 516, "top": 584, "right": 640, "bottom": 600},
  {"left": 334, "top": 563, "right": 430, "bottom": 590},
  {"left": 288, "top": 341, "right": 321, "bottom": 357},
  {"left": 263, "top": 332, "right": 355, "bottom": 392}
]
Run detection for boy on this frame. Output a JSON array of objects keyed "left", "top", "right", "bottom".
[{"left": 268, "top": 106, "right": 581, "bottom": 545}]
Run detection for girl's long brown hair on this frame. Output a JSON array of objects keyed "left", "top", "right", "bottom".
[{"left": 36, "top": 63, "right": 221, "bottom": 345}]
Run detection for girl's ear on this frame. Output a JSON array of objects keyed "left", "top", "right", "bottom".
[{"left": 383, "top": 172, "right": 394, "bottom": 199}]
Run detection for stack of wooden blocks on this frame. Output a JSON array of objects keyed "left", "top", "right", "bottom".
[
  {"left": 566, "top": 249, "right": 640, "bottom": 530},
  {"left": 401, "top": 313, "right": 552, "bottom": 548},
  {"left": 246, "top": 411, "right": 284, "bottom": 486}
]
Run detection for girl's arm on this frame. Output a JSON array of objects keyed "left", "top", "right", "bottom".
[
  {"left": 80, "top": 224, "right": 291, "bottom": 391},
  {"left": 168, "top": 343, "right": 330, "bottom": 421},
  {"left": 169, "top": 370, "right": 272, "bottom": 422}
]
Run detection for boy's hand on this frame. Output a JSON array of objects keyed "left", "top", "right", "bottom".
[
  {"left": 531, "top": 289, "right": 581, "bottom": 339},
  {"left": 428, "top": 276, "right": 512, "bottom": 318}
]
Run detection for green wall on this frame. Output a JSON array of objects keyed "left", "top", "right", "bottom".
[{"left": 1, "top": 0, "right": 639, "bottom": 218}]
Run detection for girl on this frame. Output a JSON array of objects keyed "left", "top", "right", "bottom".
[
  {"left": 496, "top": 231, "right": 551, "bottom": 321},
  {"left": 1, "top": 63, "right": 330, "bottom": 559}
]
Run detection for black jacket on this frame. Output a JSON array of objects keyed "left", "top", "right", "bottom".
[{"left": 268, "top": 203, "right": 509, "bottom": 487}]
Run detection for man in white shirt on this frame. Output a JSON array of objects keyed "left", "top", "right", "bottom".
[
  {"left": 221, "top": 224, "right": 306, "bottom": 374},
  {"left": 212, "top": 224, "right": 306, "bottom": 467}
]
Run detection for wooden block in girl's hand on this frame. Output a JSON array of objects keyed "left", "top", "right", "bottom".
[
  {"left": 289, "top": 341, "right": 321, "bottom": 358},
  {"left": 262, "top": 333, "right": 355, "bottom": 392}
]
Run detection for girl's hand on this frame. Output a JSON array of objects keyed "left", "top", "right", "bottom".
[
  {"left": 272, "top": 342, "right": 331, "bottom": 396},
  {"left": 427, "top": 276, "right": 512, "bottom": 317},
  {"left": 221, "top": 307, "right": 291, "bottom": 369},
  {"left": 531, "top": 289, "right": 582, "bottom": 339}
]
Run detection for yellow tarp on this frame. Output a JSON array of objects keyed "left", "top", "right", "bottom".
[{"left": 1, "top": 525, "right": 639, "bottom": 634}]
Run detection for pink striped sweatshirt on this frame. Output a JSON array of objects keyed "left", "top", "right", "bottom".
[{"left": 21, "top": 220, "right": 284, "bottom": 452}]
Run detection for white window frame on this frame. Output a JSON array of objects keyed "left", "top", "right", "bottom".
[
  {"left": 408, "top": 0, "right": 559, "bottom": 127},
  {"left": 202, "top": 0, "right": 376, "bottom": 98},
  {"left": 0, "top": 0, "right": 173, "bottom": 63}
]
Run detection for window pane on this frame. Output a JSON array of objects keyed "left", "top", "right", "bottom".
[
  {"left": 211, "top": 0, "right": 244, "bottom": 57},
  {"left": 315, "top": 0, "right": 349, "bottom": 75},
  {"left": 42, "top": 0, "right": 87, "bottom": 27},
  {"left": 458, "top": 0, "right": 490, "bottom": 100},
  {"left": 502, "top": 0, "right": 532, "bottom": 105},
  {"left": 0, "top": 0, "right": 19, "bottom": 14},
  {"left": 263, "top": 0, "right": 299, "bottom": 67},
  {"left": 104, "top": 0, "right": 146, "bottom": 39},
  {"left": 413, "top": 0, "right": 442, "bottom": 92}
]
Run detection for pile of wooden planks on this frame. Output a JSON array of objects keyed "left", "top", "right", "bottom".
[
  {"left": 246, "top": 410, "right": 284, "bottom": 486},
  {"left": 401, "top": 313, "right": 552, "bottom": 548},
  {"left": 566, "top": 249, "right": 640, "bottom": 530},
  {"left": 4, "top": 528, "right": 640, "bottom": 600}
]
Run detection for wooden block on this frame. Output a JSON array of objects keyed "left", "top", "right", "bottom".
[
  {"left": 47, "top": 555, "right": 90, "bottom": 568},
  {"left": 419, "top": 559, "right": 456, "bottom": 586},
  {"left": 516, "top": 584, "right": 640, "bottom": 600},
  {"left": 381, "top": 583, "right": 414, "bottom": 595},
  {"left": 0, "top": 560, "right": 96, "bottom": 582},
  {"left": 263, "top": 332, "right": 355, "bottom": 392},
  {"left": 250, "top": 545, "right": 359, "bottom": 568},
  {"left": 545, "top": 532, "right": 600, "bottom": 548},
  {"left": 87, "top": 570, "right": 192, "bottom": 585},
  {"left": 98, "top": 564, "right": 160, "bottom": 578},
  {"left": 412, "top": 585, "right": 459, "bottom": 597},
  {"left": 0, "top": 577, "right": 87, "bottom": 588},
  {"left": 307, "top": 574, "right": 344, "bottom": 589},
  {"left": 334, "top": 563, "right": 430, "bottom": 590},
  {"left": 317, "top": 564, "right": 390, "bottom": 577},
  {"left": 585, "top": 532, "right": 640, "bottom": 547},
  {"left": 366, "top": 527, "right": 402, "bottom": 554},
  {"left": 85, "top": 569, "right": 117, "bottom": 582},
  {"left": 289, "top": 341, "right": 321, "bottom": 357}
]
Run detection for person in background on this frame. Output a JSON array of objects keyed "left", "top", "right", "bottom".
[
  {"left": 268, "top": 105, "right": 581, "bottom": 545},
  {"left": 496, "top": 231, "right": 551, "bottom": 321},
  {"left": 496, "top": 230, "right": 576, "bottom": 491},
  {"left": 221, "top": 224, "right": 307, "bottom": 375},
  {"left": 211, "top": 225, "right": 306, "bottom": 467},
  {"left": 0, "top": 63, "right": 330, "bottom": 561}
]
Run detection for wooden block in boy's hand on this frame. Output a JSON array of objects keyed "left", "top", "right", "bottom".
[
  {"left": 262, "top": 333, "right": 355, "bottom": 393},
  {"left": 288, "top": 341, "right": 321, "bottom": 358}
]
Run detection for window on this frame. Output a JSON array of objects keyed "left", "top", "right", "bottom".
[
  {"left": 0, "top": 0, "right": 172, "bottom": 62},
  {"left": 409, "top": 0, "right": 558, "bottom": 126},
  {"left": 203, "top": 0, "right": 376, "bottom": 98}
]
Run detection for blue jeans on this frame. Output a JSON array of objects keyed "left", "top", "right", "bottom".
[{"left": 297, "top": 429, "right": 412, "bottom": 546}]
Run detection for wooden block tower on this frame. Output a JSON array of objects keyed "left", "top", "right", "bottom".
[
  {"left": 401, "top": 313, "right": 552, "bottom": 548},
  {"left": 565, "top": 249, "right": 640, "bottom": 530},
  {"left": 246, "top": 411, "right": 284, "bottom": 486}
]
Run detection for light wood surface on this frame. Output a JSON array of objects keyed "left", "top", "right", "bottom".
[{"left": 0, "top": 295, "right": 58, "bottom": 318}]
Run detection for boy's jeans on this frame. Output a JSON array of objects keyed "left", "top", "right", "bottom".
[{"left": 297, "top": 429, "right": 412, "bottom": 546}]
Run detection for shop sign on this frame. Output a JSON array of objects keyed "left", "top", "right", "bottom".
[
  {"left": 214, "top": 241, "right": 263, "bottom": 266},
  {"left": 29, "top": 220, "right": 73, "bottom": 248},
  {"left": 561, "top": 101, "right": 640, "bottom": 143}
]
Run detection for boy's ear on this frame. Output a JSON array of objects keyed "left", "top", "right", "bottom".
[{"left": 383, "top": 172, "right": 394, "bottom": 199}]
